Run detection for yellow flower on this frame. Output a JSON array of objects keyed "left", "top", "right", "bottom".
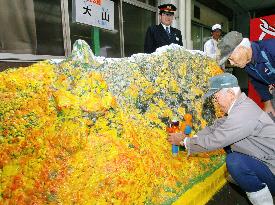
[
  {"left": 177, "top": 107, "right": 186, "bottom": 117},
  {"left": 54, "top": 89, "right": 79, "bottom": 110},
  {"left": 0, "top": 42, "right": 226, "bottom": 204}
]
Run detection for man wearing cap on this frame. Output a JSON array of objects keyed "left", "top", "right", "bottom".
[
  {"left": 203, "top": 24, "right": 223, "bottom": 64},
  {"left": 144, "top": 3, "right": 183, "bottom": 54},
  {"left": 218, "top": 31, "right": 275, "bottom": 117},
  {"left": 167, "top": 73, "right": 275, "bottom": 205}
]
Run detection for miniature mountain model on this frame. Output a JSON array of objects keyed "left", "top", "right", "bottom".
[{"left": 0, "top": 40, "right": 225, "bottom": 204}]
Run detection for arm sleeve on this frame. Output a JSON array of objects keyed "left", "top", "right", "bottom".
[
  {"left": 185, "top": 110, "right": 256, "bottom": 155},
  {"left": 144, "top": 27, "right": 155, "bottom": 54},
  {"left": 178, "top": 31, "right": 183, "bottom": 46},
  {"left": 263, "top": 39, "right": 275, "bottom": 67},
  {"left": 250, "top": 78, "right": 272, "bottom": 102}
]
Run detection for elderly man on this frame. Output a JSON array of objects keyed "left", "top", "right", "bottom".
[
  {"left": 167, "top": 73, "right": 275, "bottom": 205},
  {"left": 218, "top": 31, "right": 275, "bottom": 117},
  {"left": 144, "top": 3, "right": 183, "bottom": 54}
]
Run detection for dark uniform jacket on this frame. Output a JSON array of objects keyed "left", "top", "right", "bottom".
[{"left": 144, "top": 24, "right": 183, "bottom": 54}]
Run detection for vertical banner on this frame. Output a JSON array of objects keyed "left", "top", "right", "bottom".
[
  {"left": 250, "top": 14, "right": 275, "bottom": 41},
  {"left": 72, "top": 0, "right": 114, "bottom": 31},
  {"left": 249, "top": 14, "right": 275, "bottom": 108}
]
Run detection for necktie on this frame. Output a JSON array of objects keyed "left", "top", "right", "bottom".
[{"left": 166, "top": 27, "right": 171, "bottom": 38}]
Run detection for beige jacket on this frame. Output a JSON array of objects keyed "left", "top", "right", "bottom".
[{"left": 186, "top": 93, "right": 275, "bottom": 174}]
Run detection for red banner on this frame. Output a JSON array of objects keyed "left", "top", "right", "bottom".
[
  {"left": 250, "top": 14, "right": 275, "bottom": 41},
  {"left": 249, "top": 14, "right": 275, "bottom": 108}
]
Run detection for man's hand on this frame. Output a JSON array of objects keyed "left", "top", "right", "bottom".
[
  {"left": 269, "top": 85, "right": 274, "bottom": 94},
  {"left": 167, "top": 132, "right": 185, "bottom": 145},
  {"left": 263, "top": 100, "right": 275, "bottom": 117}
]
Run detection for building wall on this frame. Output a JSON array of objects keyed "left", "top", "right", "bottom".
[{"left": 192, "top": 1, "right": 229, "bottom": 33}]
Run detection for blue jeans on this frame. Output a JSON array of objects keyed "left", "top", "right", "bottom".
[{"left": 226, "top": 152, "right": 275, "bottom": 194}]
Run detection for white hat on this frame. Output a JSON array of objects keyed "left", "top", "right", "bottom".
[{"left": 212, "top": 24, "right": 222, "bottom": 31}]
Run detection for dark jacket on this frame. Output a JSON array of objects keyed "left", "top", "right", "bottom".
[
  {"left": 245, "top": 38, "right": 275, "bottom": 102},
  {"left": 144, "top": 24, "right": 183, "bottom": 54}
]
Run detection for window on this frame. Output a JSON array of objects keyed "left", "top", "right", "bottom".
[
  {"left": 203, "top": 27, "right": 211, "bottom": 47},
  {"left": 122, "top": 2, "right": 156, "bottom": 56},
  {"left": 148, "top": 0, "right": 157, "bottom": 7},
  {"left": 194, "top": 5, "right": 200, "bottom": 20},
  {"left": 0, "top": 0, "right": 64, "bottom": 56},
  {"left": 191, "top": 23, "right": 202, "bottom": 50},
  {"left": 136, "top": 0, "right": 157, "bottom": 6},
  {"left": 34, "top": 0, "right": 64, "bottom": 55},
  {"left": 191, "top": 22, "right": 211, "bottom": 51}
]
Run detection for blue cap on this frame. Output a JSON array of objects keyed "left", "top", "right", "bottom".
[{"left": 203, "top": 73, "right": 239, "bottom": 99}]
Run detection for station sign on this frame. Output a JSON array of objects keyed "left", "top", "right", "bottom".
[{"left": 73, "top": 0, "right": 114, "bottom": 31}]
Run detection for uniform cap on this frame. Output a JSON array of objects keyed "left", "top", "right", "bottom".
[{"left": 158, "top": 4, "right": 177, "bottom": 14}]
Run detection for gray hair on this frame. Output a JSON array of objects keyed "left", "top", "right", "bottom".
[
  {"left": 220, "top": 87, "right": 241, "bottom": 96},
  {"left": 238, "top": 38, "right": 251, "bottom": 48},
  {"left": 231, "top": 38, "right": 251, "bottom": 54}
]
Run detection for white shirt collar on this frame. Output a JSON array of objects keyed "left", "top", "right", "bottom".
[
  {"left": 161, "top": 23, "right": 170, "bottom": 30},
  {"left": 228, "top": 99, "right": 236, "bottom": 114},
  {"left": 211, "top": 37, "right": 220, "bottom": 43}
]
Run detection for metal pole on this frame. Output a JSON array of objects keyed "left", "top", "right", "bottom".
[
  {"left": 185, "top": 0, "right": 192, "bottom": 49},
  {"left": 119, "top": 0, "right": 125, "bottom": 57},
  {"left": 179, "top": 0, "right": 186, "bottom": 48},
  {"left": 91, "top": 27, "right": 100, "bottom": 56},
  {"left": 61, "top": 0, "right": 71, "bottom": 56}
]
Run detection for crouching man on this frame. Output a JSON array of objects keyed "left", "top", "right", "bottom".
[{"left": 167, "top": 73, "right": 275, "bottom": 205}]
